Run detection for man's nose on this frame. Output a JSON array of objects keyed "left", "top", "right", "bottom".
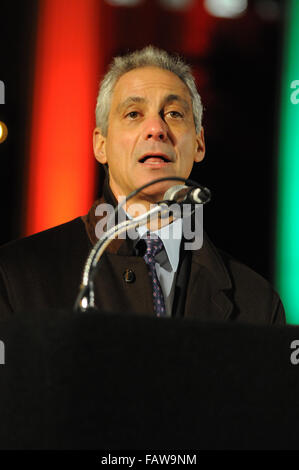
[{"left": 143, "top": 116, "right": 168, "bottom": 142}]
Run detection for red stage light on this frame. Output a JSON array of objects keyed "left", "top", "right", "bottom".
[{"left": 25, "top": 0, "right": 102, "bottom": 236}]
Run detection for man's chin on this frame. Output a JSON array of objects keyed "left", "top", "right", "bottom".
[
  {"left": 138, "top": 179, "right": 180, "bottom": 203},
  {"left": 133, "top": 165, "right": 185, "bottom": 196}
]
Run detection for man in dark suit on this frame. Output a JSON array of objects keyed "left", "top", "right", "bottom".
[{"left": 0, "top": 46, "right": 285, "bottom": 323}]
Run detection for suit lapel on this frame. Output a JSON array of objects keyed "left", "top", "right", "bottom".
[{"left": 183, "top": 233, "right": 234, "bottom": 321}]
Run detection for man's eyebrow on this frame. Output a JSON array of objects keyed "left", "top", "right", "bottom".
[
  {"left": 116, "top": 96, "right": 147, "bottom": 112},
  {"left": 164, "top": 94, "right": 190, "bottom": 111},
  {"left": 116, "top": 94, "right": 191, "bottom": 113}
]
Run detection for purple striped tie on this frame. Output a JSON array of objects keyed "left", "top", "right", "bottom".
[{"left": 143, "top": 233, "right": 166, "bottom": 317}]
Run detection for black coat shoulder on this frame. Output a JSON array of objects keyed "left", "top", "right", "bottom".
[
  {"left": 0, "top": 218, "right": 91, "bottom": 318},
  {"left": 218, "top": 248, "right": 285, "bottom": 324}
]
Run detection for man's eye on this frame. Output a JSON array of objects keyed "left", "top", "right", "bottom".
[
  {"left": 126, "top": 111, "right": 139, "bottom": 119},
  {"left": 166, "top": 111, "right": 183, "bottom": 119}
]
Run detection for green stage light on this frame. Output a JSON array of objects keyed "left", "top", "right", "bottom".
[{"left": 276, "top": 0, "right": 299, "bottom": 323}]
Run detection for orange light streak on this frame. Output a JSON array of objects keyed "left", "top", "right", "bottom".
[{"left": 25, "top": 0, "right": 101, "bottom": 235}]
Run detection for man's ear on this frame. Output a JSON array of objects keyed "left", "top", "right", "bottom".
[
  {"left": 194, "top": 126, "right": 206, "bottom": 163},
  {"left": 93, "top": 127, "right": 107, "bottom": 164}
]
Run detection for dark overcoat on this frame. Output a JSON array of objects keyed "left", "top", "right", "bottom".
[{"left": 0, "top": 184, "right": 285, "bottom": 324}]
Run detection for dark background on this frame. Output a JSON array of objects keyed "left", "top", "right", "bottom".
[{"left": 0, "top": 0, "right": 285, "bottom": 283}]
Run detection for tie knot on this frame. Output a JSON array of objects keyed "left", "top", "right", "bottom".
[{"left": 144, "top": 233, "right": 164, "bottom": 259}]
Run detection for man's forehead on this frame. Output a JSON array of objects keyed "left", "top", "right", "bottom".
[
  {"left": 111, "top": 66, "right": 192, "bottom": 106},
  {"left": 110, "top": 69, "right": 191, "bottom": 114}
]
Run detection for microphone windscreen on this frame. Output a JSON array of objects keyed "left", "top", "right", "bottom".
[{"left": 163, "top": 184, "right": 187, "bottom": 201}]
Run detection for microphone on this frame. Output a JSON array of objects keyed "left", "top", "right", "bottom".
[
  {"left": 74, "top": 177, "right": 210, "bottom": 312},
  {"left": 162, "top": 184, "right": 211, "bottom": 205}
]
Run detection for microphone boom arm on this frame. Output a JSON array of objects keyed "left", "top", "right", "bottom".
[
  {"left": 74, "top": 176, "right": 211, "bottom": 313},
  {"left": 74, "top": 203, "right": 172, "bottom": 312}
]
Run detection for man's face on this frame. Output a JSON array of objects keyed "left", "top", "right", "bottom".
[{"left": 94, "top": 66, "right": 205, "bottom": 207}]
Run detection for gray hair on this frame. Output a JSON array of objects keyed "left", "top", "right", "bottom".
[{"left": 95, "top": 45, "right": 203, "bottom": 136}]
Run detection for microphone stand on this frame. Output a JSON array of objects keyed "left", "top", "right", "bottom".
[{"left": 73, "top": 176, "right": 210, "bottom": 313}]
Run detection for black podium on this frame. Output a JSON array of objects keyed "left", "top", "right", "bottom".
[{"left": 0, "top": 311, "right": 299, "bottom": 449}]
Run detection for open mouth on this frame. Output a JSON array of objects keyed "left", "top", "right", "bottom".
[{"left": 139, "top": 154, "right": 171, "bottom": 163}]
